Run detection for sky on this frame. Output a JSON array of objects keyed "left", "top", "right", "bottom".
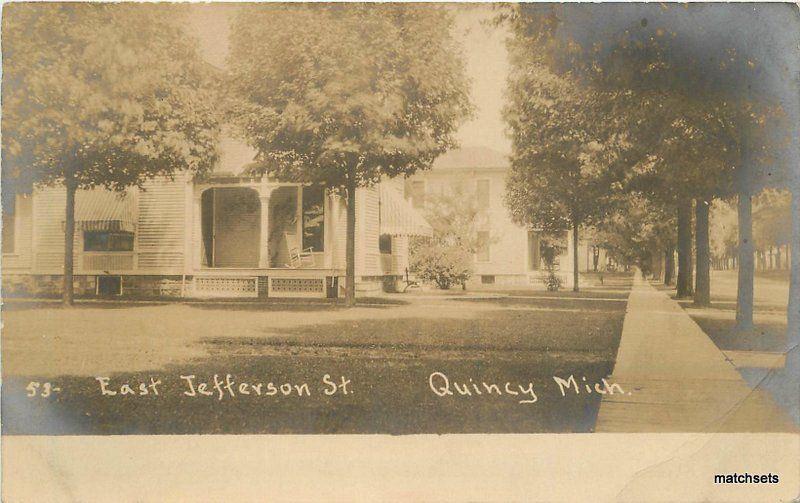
[{"left": 186, "top": 4, "right": 511, "bottom": 155}]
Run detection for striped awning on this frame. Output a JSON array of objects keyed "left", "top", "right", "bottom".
[
  {"left": 65, "top": 189, "right": 137, "bottom": 233},
  {"left": 379, "top": 184, "right": 432, "bottom": 237}
]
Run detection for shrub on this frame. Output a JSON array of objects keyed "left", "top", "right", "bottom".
[
  {"left": 544, "top": 271, "right": 563, "bottom": 291},
  {"left": 410, "top": 241, "right": 472, "bottom": 290}
]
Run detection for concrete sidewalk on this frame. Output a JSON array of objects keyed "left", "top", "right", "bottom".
[{"left": 596, "top": 271, "right": 797, "bottom": 432}]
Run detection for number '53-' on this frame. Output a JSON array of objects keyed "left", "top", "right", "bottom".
[{"left": 26, "top": 381, "right": 61, "bottom": 397}]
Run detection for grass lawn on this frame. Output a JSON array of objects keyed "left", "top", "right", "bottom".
[
  {"left": 666, "top": 270, "right": 789, "bottom": 353},
  {"left": 2, "top": 284, "right": 630, "bottom": 435}
]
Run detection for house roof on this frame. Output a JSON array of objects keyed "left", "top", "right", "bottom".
[{"left": 432, "top": 146, "right": 509, "bottom": 170}]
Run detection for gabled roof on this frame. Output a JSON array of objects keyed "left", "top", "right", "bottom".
[{"left": 432, "top": 146, "right": 509, "bottom": 170}]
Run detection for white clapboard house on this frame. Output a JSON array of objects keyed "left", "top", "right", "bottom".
[
  {"left": 1, "top": 136, "right": 431, "bottom": 299},
  {"left": 404, "top": 146, "right": 599, "bottom": 288}
]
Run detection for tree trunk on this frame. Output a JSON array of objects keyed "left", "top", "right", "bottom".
[
  {"left": 664, "top": 247, "right": 674, "bottom": 285},
  {"left": 650, "top": 250, "right": 662, "bottom": 281},
  {"left": 736, "top": 192, "right": 755, "bottom": 331},
  {"left": 345, "top": 175, "right": 357, "bottom": 307},
  {"left": 572, "top": 222, "right": 579, "bottom": 292},
  {"left": 787, "top": 188, "right": 799, "bottom": 352},
  {"left": 775, "top": 245, "right": 782, "bottom": 270},
  {"left": 63, "top": 175, "right": 77, "bottom": 306},
  {"left": 786, "top": 244, "right": 790, "bottom": 270},
  {"left": 694, "top": 198, "right": 711, "bottom": 307},
  {"left": 785, "top": 190, "right": 799, "bottom": 426},
  {"left": 676, "top": 200, "right": 693, "bottom": 298}
]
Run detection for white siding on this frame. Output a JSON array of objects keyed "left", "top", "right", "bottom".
[
  {"left": 329, "top": 186, "right": 382, "bottom": 277},
  {"left": 391, "top": 235, "right": 409, "bottom": 275},
  {"left": 358, "top": 186, "right": 381, "bottom": 276},
  {"left": 27, "top": 181, "right": 187, "bottom": 275},
  {"left": 2, "top": 194, "right": 34, "bottom": 271},
  {"left": 333, "top": 195, "right": 347, "bottom": 270},
  {"left": 471, "top": 172, "right": 528, "bottom": 276},
  {"left": 32, "top": 187, "right": 70, "bottom": 272},
  {"left": 136, "top": 176, "right": 187, "bottom": 272}
]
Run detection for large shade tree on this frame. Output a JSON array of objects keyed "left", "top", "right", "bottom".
[
  {"left": 2, "top": 3, "right": 220, "bottom": 304},
  {"left": 226, "top": 4, "right": 472, "bottom": 306},
  {"left": 504, "top": 42, "right": 627, "bottom": 292}
]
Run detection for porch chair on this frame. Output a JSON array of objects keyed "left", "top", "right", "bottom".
[{"left": 284, "top": 232, "right": 315, "bottom": 268}]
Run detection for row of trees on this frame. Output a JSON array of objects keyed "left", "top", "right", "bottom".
[
  {"left": 2, "top": 4, "right": 472, "bottom": 306},
  {"left": 501, "top": 4, "right": 799, "bottom": 345},
  {"left": 711, "top": 191, "right": 793, "bottom": 271}
]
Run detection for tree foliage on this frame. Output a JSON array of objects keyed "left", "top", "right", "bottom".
[
  {"left": 592, "top": 194, "right": 676, "bottom": 273},
  {"left": 2, "top": 3, "right": 220, "bottom": 194},
  {"left": 501, "top": 3, "right": 792, "bottom": 199},
  {"left": 424, "top": 187, "right": 483, "bottom": 248},
  {"left": 410, "top": 185, "right": 481, "bottom": 290},
  {"left": 226, "top": 4, "right": 472, "bottom": 190},
  {"left": 753, "top": 190, "right": 793, "bottom": 250},
  {"left": 711, "top": 190, "right": 794, "bottom": 260},
  {"left": 504, "top": 58, "right": 626, "bottom": 233}
]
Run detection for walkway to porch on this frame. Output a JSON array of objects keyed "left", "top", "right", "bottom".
[{"left": 595, "top": 270, "right": 796, "bottom": 432}]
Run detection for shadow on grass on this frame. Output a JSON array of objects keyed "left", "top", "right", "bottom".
[
  {"left": 675, "top": 299, "right": 786, "bottom": 314},
  {"left": 240, "top": 309, "right": 626, "bottom": 354},
  {"left": 487, "top": 288, "right": 632, "bottom": 301},
  {"left": 2, "top": 296, "right": 409, "bottom": 313},
  {"left": 453, "top": 296, "right": 628, "bottom": 312},
  {"left": 185, "top": 303, "right": 393, "bottom": 313},
  {"left": 2, "top": 308, "right": 626, "bottom": 435},
  {"left": 687, "top": 316, "right": 787, "bottom": 352},
  {"left": 1, "top": 300, "right": 170, "bottom": 311}
]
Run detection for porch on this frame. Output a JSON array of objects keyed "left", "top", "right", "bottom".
[
  {"left": 190, "top": 178, "right": 339, "bottom": 298},
  {"left": 193, "top": 180, "right": 332, "bottom": 268}
]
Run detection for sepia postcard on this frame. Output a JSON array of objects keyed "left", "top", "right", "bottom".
[{"left": 1, "top": 2, "right": 799, "bottom": 501}]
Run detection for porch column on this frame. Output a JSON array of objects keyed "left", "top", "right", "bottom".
[
  {"left": 193, "top": 191, "right": 203, "bottom": 270},
  {"left": 259, "top": 186, "right": 272, "bottom": 268},
  {"left": 296, "top": 186, "right": 303, "bottom": 239},
  {"left": 324, "top": 191, "right": 334, "bottom": 268}
]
